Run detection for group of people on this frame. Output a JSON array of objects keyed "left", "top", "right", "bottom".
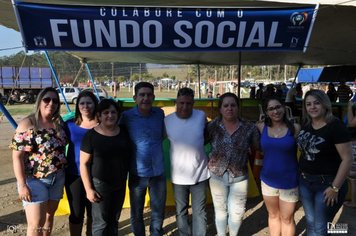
[{"left": 9, "top": 82, "right": 353, "bottom": 236}]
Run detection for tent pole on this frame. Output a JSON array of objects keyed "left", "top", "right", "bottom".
[
  {"left": 44, "top": 51, "right": 71, "bottom": 112},
  {"left": 238, "top": 52, "right": 242, "bottom": 117},
  {"left": 0, "top": 103, "right": 17, "bottom": 129},
  {"left": 72, "top": 62, "right": 84, "bottom": 86},
  {"left": 197, "top": 64, "right": 201, "bottom": 99},
  {"left": 292, "top": 64, "right": 303, "bottom": 87},
  {"left": 238, "top": 52, "right": 241, "bottom": 98},
  {"left": 84, "top": 62, "right": 100, "bottom": 100}
]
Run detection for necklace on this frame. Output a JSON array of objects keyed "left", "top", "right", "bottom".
[{"left": 270, "top": 127, "right": 284, "bottom": 138}]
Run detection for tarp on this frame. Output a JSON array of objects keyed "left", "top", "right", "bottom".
[
  {"left": 297, "top": 66, "right": 356, "bottom": 83},
  {"left": 1, "top": 0, "right": 356, "bottom": 65},
  {"left": 13, "top": 2, "right": 317, "bottom": 52}
]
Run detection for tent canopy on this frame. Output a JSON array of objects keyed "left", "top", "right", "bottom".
[
  {"left": 1, "top": 0, "right": 356, "bottom": 65},
  {"left": 297, "top": 66, "right": 356, "bottom": 83}
]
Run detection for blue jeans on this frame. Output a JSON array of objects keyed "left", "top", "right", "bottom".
[
  {"left": 91, "top": 178, "right": 126, "bottom": 236},
  {"left": 173, "top": 180, "right": 208, "bottom": 236},
  {"left": 209, "top": 172, "right": 248, "bottom": 236},
  {"left": 129, "top": 174, "right": 167, "bottom": 236},
  {"left": 299, "top": 173, "right": 348, "bottom": 236}
]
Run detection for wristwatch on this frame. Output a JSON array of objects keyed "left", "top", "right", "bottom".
[{"left": 331, "top": 185, "right": 339, "bottom": 193}]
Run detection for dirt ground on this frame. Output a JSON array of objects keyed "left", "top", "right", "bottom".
[{"left": 0, "top": 116, "right": 355, "bottom": 235}]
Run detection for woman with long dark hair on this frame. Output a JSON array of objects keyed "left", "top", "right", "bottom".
[{"left": 256, "top": 97, "right": 300, "bottom": 236}]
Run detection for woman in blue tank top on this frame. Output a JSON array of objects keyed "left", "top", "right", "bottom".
[
  {"left": 256, "top": 97, "right": 300, "bottom": 236},
  {"left": 65, "top": 90, "right": 98, "bottom": 235}
]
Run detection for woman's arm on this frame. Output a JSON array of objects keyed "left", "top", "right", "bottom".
[
  {"left": 324, "top": 142, "right": 352, "bottom": 206},
  {"left": 80, "top": 151, "right": 101, "bottom": 203}
]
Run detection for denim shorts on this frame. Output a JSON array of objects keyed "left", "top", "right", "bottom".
[
  {"left": 261, "top": 180, "right": 299, "bottom": 202},
  {"left": 19, "top": 169, "right": 65, "bottom": 207}
]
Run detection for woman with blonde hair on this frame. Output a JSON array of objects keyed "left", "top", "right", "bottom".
[
  {"left": 10, "top": 87, "right": 68, "bottom": 235},
  {"left": 297, "top": 89, "right": 352, "bottom": 235}
]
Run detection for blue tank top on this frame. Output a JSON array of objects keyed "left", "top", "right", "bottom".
[
  {"left": 260, "top": 125, "right": 298, "bottom": 189},
  {"left": 65, "top": 120, "right": 90, "bottom": 176}
]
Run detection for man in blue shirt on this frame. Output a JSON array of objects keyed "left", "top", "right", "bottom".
[{"left": 120, "top": 82, "right": 166, "bottom": 236}]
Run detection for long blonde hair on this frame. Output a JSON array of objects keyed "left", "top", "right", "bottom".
[
  {"left": 302, "top": 89, "right": 335, "bottom": 126},
  {"left": 27, "top": 87, "right": 63, "bottom": 132}
]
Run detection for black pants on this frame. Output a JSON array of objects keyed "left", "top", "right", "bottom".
[{"left": 65, "top": 173, "right": 92, "bottom": 224}]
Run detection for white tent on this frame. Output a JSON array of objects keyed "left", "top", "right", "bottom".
[{"left": 0, "top": 0, "right": 356, "bottom": 66}]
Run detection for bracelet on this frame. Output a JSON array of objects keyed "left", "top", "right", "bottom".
[{"left": 331, "top": 185, "right": 339, "bottom": 193}]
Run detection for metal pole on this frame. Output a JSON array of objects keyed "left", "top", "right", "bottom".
[
  {"left": 44, "top": 51, "right": 71, "bottom": 112},
  {"left": 0, "top": 103, "right": 17, "bottom": 129},
  {"left": 84, "top": 63, "right": 100, "bottom": 100},
  {"left": 197, "top": 64, "right": 201, "bottom": 99},
  {"left": 238, "top": 52, "right": 242, "bottom": 98}
]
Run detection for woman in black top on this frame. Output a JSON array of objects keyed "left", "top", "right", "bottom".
[
  {"left": 80, "top": 99, "right": 132, "bottom": 236},
  {"left": 297, "top": 90, "right": 352, "bottom": 235}
]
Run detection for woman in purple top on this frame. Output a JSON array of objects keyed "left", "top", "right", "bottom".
[
  {"left": 65, "top": 90, "right": 98, "bottom": 235},
  {"left": 256, "top": 97, "right": 300, "bottom": 236}
]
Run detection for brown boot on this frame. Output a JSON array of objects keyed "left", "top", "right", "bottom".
[{"left": 69, "top": 222, "right": 83, "bottom": 236}]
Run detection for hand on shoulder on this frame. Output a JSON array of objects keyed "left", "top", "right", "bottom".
[{"left": 255, "top": 121, "right": 264, "bottom": 133}]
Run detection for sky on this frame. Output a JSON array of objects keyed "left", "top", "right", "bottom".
[{"left": 0, "top": 25, "right": 25, "bottom": 57}]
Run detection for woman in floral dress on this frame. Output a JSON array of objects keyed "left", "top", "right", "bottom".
[{"left": 10, "top": 87, "right": 68, "bottom": 235}]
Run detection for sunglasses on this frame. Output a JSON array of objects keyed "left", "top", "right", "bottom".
[{"left": 42, "top": 97, "right": 59, "bottom": 104}]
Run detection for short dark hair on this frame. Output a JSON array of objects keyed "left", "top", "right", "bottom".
[
  {"left": 177, "top": 87, "right": 194, "bottom": 98},
  {"left": 97, "top": 99, "right": 120, "bottom": 117},
  {"left": 134, "top": 82, "right": 154, "bottom": 95}
]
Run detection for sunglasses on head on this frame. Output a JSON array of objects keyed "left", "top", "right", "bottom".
[{"left": 42, "top": 97, "right": 59, "bottom": 104}]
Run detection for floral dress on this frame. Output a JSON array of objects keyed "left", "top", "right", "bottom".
[{"left": 9, "top": 128, "right": 68, "bottom": 178}]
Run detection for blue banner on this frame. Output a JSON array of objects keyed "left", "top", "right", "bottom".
[{"left": 13, "top": 2, "right": 317, "bottom": 52}]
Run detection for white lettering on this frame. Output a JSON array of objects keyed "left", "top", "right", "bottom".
[
  {"left": 245, "top": 22, "right": 265, "bottom": 47},
  {"left": 100, "top": 7, "right": 106, "bottom": 17},
  {"left": 195, "top": 21, "right": 214, "bottom": 48},
  {"left": 94, "top": 20, "right": 117, "bottom": 47},
  {"left": 119, "top": 20, "right": 140, "bottom": 47},
  {"left": 174, "top": 21, "right": 192, "bottom": 48},
  {"left": 71, "top": 20, "right": 92, "bottom": 47},
  {"left": 156, "top": 8, "right": 162, "bottom": 17},
  {"left": 144, "top": 8, "right": 150, "bottom": 17},
  {"left": 217, "top": 10, "right": 225, "bottom": 18},
  {"left": 111, "top": 7, "right": 117, "bottom": 17},
  {"left": 142, "top": 21, "right": 162, "bottom": 47},
  {"left": 236, "top": 21, "right": 246, "bottom": 47},
  {"left": 216, "top": 21, "right": 235, "bottom": 47},
  {"left": 267, "top": 22, "right": 283, "bottom": 47},
  {"left": 177, "top": 9, "right": 182, "bottom": 17},
  {"left": 122, "top": 8, "right": 128, "bottom": 17},
  {"left": 50, "top": 19, "right": 68, "bottom": 47},
  {"left": 133, "top": 8, "right": 139, "bottom": 17},
  {"left": 196, "top": 9, "right": 201, "bottom": 17},
  {"left": 237, "top": 10, "right": 243, "bottom": 18},
  {"left": 206, "top": 9, "right": 212, "bottom": 18},
  {"left": 166, "top": 8, "right": 171, "bottom": 17}
]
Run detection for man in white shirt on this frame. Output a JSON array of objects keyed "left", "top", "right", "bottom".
[{"left": 164, "top": 87, "right": 210, "bottom": 236}]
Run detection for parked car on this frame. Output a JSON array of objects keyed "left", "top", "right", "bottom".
[
  {"left": 82, "top": 87, "right": 109, "bottom": 100},
  {"left": 56, "top": 87, "right": 81, "bottom": 104}
]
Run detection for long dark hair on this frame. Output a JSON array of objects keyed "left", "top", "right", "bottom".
[
  {"left": 74, "top": 90, "right": 98, "bottom": 125},
  {"left": 263, "top": 96, "right": 295, "bottom": 135}
]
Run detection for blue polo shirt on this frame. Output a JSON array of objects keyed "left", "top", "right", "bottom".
[{"left": 120, "top": 106, "right": 165, "bottom": 177}]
